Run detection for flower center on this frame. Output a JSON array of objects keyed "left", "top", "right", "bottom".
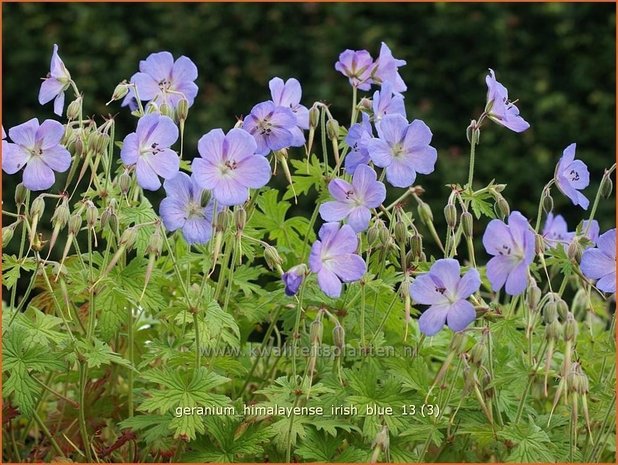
[
  {"left": 219, "top": 159, "right": 238, "bottom": 176},
  {"left": 158, "top": 78, "right": 173, "bottom": 93},
  {"left": 141, "top": 142, "right": 163, "bottom": 157},
  {"left": 392, "top": 143, "right": 405, "bottom": 158},
  {"left": 568, "top": 169, "right": 580, "bottom": 182},
  {"left": 186, "top": 201, "right": 204, "bottom": 219},
  {"left": 258, "top": 118, "right": 273, "bottom": 136}
]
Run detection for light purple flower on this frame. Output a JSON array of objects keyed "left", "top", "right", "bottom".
[
  {"left": 120, "top": 114, "right": 180, "bottom": 191},
  {"left": 581, "top": 229, "right": 616, "bottom": 293},
  {"left": 309, "top": 223, "right": 366, "bottom": 298},
  {"left": 269, "top": 77, "right": 309, "bottom": 147},
  {"left": 319, "top": 165, "right": 386, "bottom": 232},
  {"left": 159, "top": 172, "right": 215, "bottom": 245},
  {"left": 344, "top": 113, "right": 373, "bottom": 175},
  {"left": 542, "top": 213, "right": 574, "bottom": 249},
  {"left": 335, "top": 50, "right": 374, "bottom": 91},
  {"left": 372, "top": 81, "right": 406, "bottom": 123},
  {"left": 554, "top": 143, "right": 590, "bottom": 210},
  {"left": 2, "top": 118, "right": 71, "bottom": 191},
  {"left": 38, "top": 44, "right": 72, "bottom": 117},
  {"left": 242, "top": 101, "right": 297, "bottom": 156},
  {"left": 581, "top": 219, "right": 600, "bottom": 245},
  {"left": 282, "top": 264, "right": 306, "bottom": 296},
  {"left": 192, "top": 128, "right": 271, "bottom": 206},
  {"left": 366, "top": 114, "right": 437, "bottom": 188},
  {"left": 371, "top": 42, "right": 407, "bottom": 94},
  {"left": 485, "top": 69, "right": 529, "bottom": 133},
  {"left": 410, "top": 259, "right": 480, "bottom": 336},
  {"left": 123, "top": 51, "right": 199, "bottom": 110},
  {"left": 482, "top": 211, "right": 535, "bottom": 296}
]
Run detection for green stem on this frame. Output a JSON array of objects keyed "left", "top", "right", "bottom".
[
  {"left": 193, "top": 312, "right": 201, "bottom": 368},
  {"left": 33, "top": 411, "right": 66, "bottom": 459},
  {"left": 466, "top": 138, "right": 477, "bottom": 190},
  {"left": 534, "top": 180, "right": 554, "bottom": 232},
  {"left": 78, "top": 363, "right": 94, "bottom": 461}
]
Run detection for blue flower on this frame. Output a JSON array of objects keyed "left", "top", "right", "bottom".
[{"left": 555, "top": 143, "right": 590, "bottom": 209}]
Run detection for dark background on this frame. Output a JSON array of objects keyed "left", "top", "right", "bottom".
[{"left": 3, "top": 3, "right": 616, "bottom": 255}]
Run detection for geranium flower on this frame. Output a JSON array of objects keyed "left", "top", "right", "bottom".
[
  {"left": 242, "top": 101, "right": 297, "bottom": 156},
  {"left": 372, "top": 81, "right": 406, "bottom": 123},
  {"left": 2, "top": 118, "right": 71, "bottom": 191},
  {"left": 335, "top": 49, "right": 374, "bottom": 91},
  {"left": 124, "top": 51, "right": 199, "bottom": 110},
  {"left": 344, "top": 113, "right": 373, "bottom": 175},
  {"left": 319, "top": 164, "right": 386, "bottom": 232},
  {"left": 282, "top": 264, "right": 306, "bottom": 296},
  {"left": 192, "top": 127, "right": 271, "bottom": 206},
  {"left": 482, "top": 211, "right": 535, "bottom": 296},
  {"left": 554, "top": 143, "right": 590, "bottom": 210},
  {"left": 159, "top": 172, "right": 216, "bottom": 245},
  {"left": 542, "top": 213, "right": 574, "bottom": 249},
  {"left": 371, "top": 42, "right": 407, "bottom": 94},
  {"left": 410, "top": 258, "right": 481, "bottom": 336},
  {"left": 485, "top": 68, "right": 529, "bottom": 133},
  {"left": 269, "top": 77, "right": 309, "bottom": 146},
  {"left": 366, "top": 114, "right": 437, "bottom": 188},
  {"left": 38, "top": 44, "right": 72, "bottom": 117},
  {"left": 581, "top": 219, "right": 600, "bottom": 245},
  {"left": 120, "top": 114, "right": 180, "bottom": 191},
  {"left": 309, "top": 223, "right": 366, "bottom": 298},
  {"left": 580, "top": 228, "right": 616, "bottom": 293}
]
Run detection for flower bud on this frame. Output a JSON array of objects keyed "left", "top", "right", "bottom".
[
  {"left": 309, "top": 106, "right": 320, "bottom": 129},
  {"left": 146, "top": 228, "right": 163, "bottom": 256},
  {"left": 264, "top": 245, "right": 283, "bottom": 271},
  {"left": 494, "top": 195, "right": 510, "bottom": 220},
  {"left": 543, "top": 301, "right": 558, "bottom": 324},
  {"left": 461, "top": 211, "right": 473, "bottom": 238},
  {"left": 216, "top": 210, "right": 231, "bottom": 232},
  {"left": 545, "top": 319, "right": 562, "bottom": 342},
  {"left": 469, "top": 341, "right": 487, "bottom": 366},
  {"left": 466, "top": 120, "right": 480, "bottom": 145},
  {"left": 51, "top": 201, "right": 70, "bottom": 229},
  {"left": 68, "top": 213, "right": 83, "bottom": 235},
  {"left": 118, "top": 170, "right": 131, "bottom": 194},
  {"left": 493, "top": 184, "right": 507, "bottom": 193},
  {"left": 535, "top": 234, "right": 545, "bottom": 255},
  {"left": 394, "top": 221, "right": 407, "bottom": 244},
  {"left": 332, "top": 323, "right": 345, "bottom": 350},
  {"left": 234, "top": 207, "right": 247, "bottom": 231},
  {"left": 15, "top": 183, "right": 28, "bottom": 208},
  {"left": 556, "top": 298, "right": 569, "bottom": 320},
  {"left": 444, "top": 204, "right": 457, "bottom": 228},
  {"left": 527, "top": 284, "right": 542, "bottom": 312},
  {"left": 571, "top": 289, "right": 589, "bottom": 316},
  {"left": 567, "top": 239, "right": 583, "bottom": 263},
  {"left": 109, "top": 81, "right": 130, "bottom": 103},
  {"left": 567, "top": 363, "right": 589, "bottom": 395},
  {"left": 159, "top": 103, "right": 174, "bottom": 119},
  {"left": 358, "top": 97, "right": 373, "bottom": 112},
  {"left": 542, "top": 190, "right": 554, "bottom": 213},
  {"left": 600, "top": 174, "right": 613, "bottom": 199},
  {"left": 66, "top": 97, "right": 82, "bottom": 121},
  {"left": 177, "top": 99, "right": 189, "bottom": 122},
  {"left": 378, "top": 222, "right": 390, "bottom": 245},
  {"left": 120, "top": 226, "right": 138, "bottom": 250},
  {"left": 2, "top": 225, "right": 15, "bottom": 245},
  {"left": 409, "top": 233, "right": 423, "bottom": 260},
  {"left": 417, "top": 202, "right": 433, "bottom": 225},
  {"left": 326, "top": 119, "right": 339, "bottom": 141},
  {"left": 310, "top": 318, "right": 323, "bottom": 345},
  {"left": 367, "top": 223, "right": 380, "bottom": 247},
  {"left": 86, "top": 201, "right": 98, "bottom": 228},
  {"left": 563, "top": 312, "right": 578, "bottom": 342},
  {"left": 200, "top": 190, "right": 212, "bottom": 208},
  {"left": 30, "top": 196, "right": 46, "bottom": 219},
  {"left": 282, "top": 264, "right": 306, "bottom": 296},
  {"left": 93, "top": 132, "right": 110, "bottom": 155},
  {"left": 449, "top": 332, "right": 467, "bottom": 354}
]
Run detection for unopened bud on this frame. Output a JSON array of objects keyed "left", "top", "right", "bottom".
[
  {"left": 527, "top": 284, "right": 542, "bottom": 312},
  {"left": 2, "top": 225, "right": 15, "bottom": 245},
  {"left": 466, "top": 120, "right": 480, "bottom": 145},
  {"left": 469, "top": 341, "right": 486, "bottom": 366},
  {"left": 146, "top": 228, "right": 163, "bottom": 256},
  {"left": 394, "top": 221, "right": 407, "bottom": 244},
  {"left": 31, "top": 196, "right": 45, "bottom": 219},
  {"left": 564, "top": 312, "right": 578, "bottom": 342},
  {"left": 449, "top": 332, "right": 467, "bottom": 354},
  {"left": 358, "top": 97, "right": 373, "bottom": 112},
  {"left": 535, "top": 234, "right": 545, "bottom": 255},
  {"left": 68, "top": 213, "right": 83, "bottom": 235},
  {"left": 159, "top": 103, "right": 174, "bottom": 119},
  {"left": 15, "top": 183, "right": 28, "bottom": 208},
  {"left": 86, "top": 202, "right": 98, "bottom": 228},
  {"left": 310, "top": 318, "right": 323, "bottom": 345},
  {"left": 367, "top": 223, "right": 380, "bottom": 247},
  {"left": 66, "top": 97, "right": 82, "bottom": 121},
  {"left": 493, "top": 184, "right": 507, "bottom": 193},
  {"left": 264, "top": 245, "right": 283, "bottom": 271},
  {"left": 120, "top": 226, "right": 138, "bottom": 250},
  {"left": 94, "top": 132, "right": 110, "bottom": 154},
  {"left": 118, "top": 171, "right": 131, "bottom": 194},
  {"left": 542, "top": 190, "right": 554, "bottom": 213},
  {"left": 600, "top": 174, "right": 613, "bottom": 199},
  {"left": 309, "top": 106, "right": 320, "bottom": 129},
  {"left": 567, "top": 239, "right": 583, "bottom": 262},
  {"left": 543, "top": 301, "right": 558, "bottom": 324},
  {"left": 571, "top": 289, "right": 588, "bottom": 316},
  {"left": 378, "top": 222, "right": 390, "bottom": 245},
  {"left": 177, "top": 99, "right": 189, "bottom": 122},
  {"left": 326, "top": 119, "right": 339, "bottom": 141},
  {"left": 417, "top": 202, "right": 433, "bottom": 225},
  {"left": 567, "top": 363, "right": 589, "bottom": 394},
  {"left": 109, "top": 81, "right": 130, "bottom": 103},
  {"left": 444, "top": 204, "right": 457, "bottom": 228},
  {"left": 234, "top": 207, "right": 247, "bottom": 231},
  {"left": 409, "top": 234, "right": 423, "bottom": 260},
  {"left": 461, "top": 211, "right": 473, "bottom": 238},
  {"left": 494, "top": 195, "right": 510, "bottom": 220},
  {"left": 545, "top": 319, "right": 562, "bottom": 341},
  {"left": 52, "top": 202, "right": 70, "bottom": 229},
  {"left": 332, "top": 323, "right": 345, "bottom": 350},
  {"left": 556, "top": 298, "right": 569, "bottom": 320}
]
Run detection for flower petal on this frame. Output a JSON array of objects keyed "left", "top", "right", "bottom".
[
  {"left": 317, "top": 268, "right": 343, "bottom": 298},
  {"left": 212, "top": 176, "right": 249, "bottom": 206},
  {"left": 9, "top": 118, "right": 39, "bottom": 148},
  {"left": 234, "top": 153, "right": 272, "bottom": 189},
  {"left": 429, "top": 259, "right": 462, "bottom": 292},
  {"left": 486, "top": 255, "right": 516, "bottom": 292},
  {"left": 42, "top": 145, "right": 71, "bottom": 172},
  {"left": 163, "top": 172, "right": 193, "bottom": 203},
  {"left": 198, "top": 128, "right": 226, "bottom": 163},
  {"left": 347, "top": 206, "right": 371, "bottom": 232},
  {"left": 325, "top": 253, "right": 366, "bottom": 282},
  {"left": 160, "top": 197, "right": 187, "bottom": 231},
  {"left": 328, "top": 178, "right": 354, "bottom": 202},
  {"left": 140, "top": 51, "right": 174, "bottom": 82},
  {"left": 446, "top": 300, "right": 476, "bottom": 332},
  {"left": 385, "top": 158, "right": 416, "bottom": 188},
  {"left": 309, "top": 240, "right": 323, "bottom": 273},
  {"left": 225, "top": 128, "right": 258, "bottom": 163},
  {"left": 596, "top": 272, "right": 616, "bottom": 294},
  {"left": 37, "top": 120, "right": 65, "bottom": 149},
  {"left": 3, "top": 143, "right": 31, "bottom": 174},
  {"left": 597, "top": 229, "right": 616, "bottom": 259},
  {"left": 404, "top": 119, "right": 433, "bottom": 147},
  {"left": 53, "top": 93, "right": 65, "bottom": 117},
  {"left": 150, "top": 148, "right": 180, "bottom": 180},
  {"left": 581, "top": 248, "right": 614, "bottom": 280},
  {"left": 330, "top": 224, "right": 359, "bottom": 254},
  {"left": 418, "top": 305, "right": 449, "bottom": 337},
  {"left": 504, "top": 260, "right": 529, "bottom": 296},
  {"left": 23, "top": 157, "right": 55, "bottom": 191},
  {"left": 406, "top": 145, "right": 437, "bottom": 175},
  {"left": 182, "top": 217, "right": 213, "bottom": 245},
  {"left": 172, "top": 56, "right": 198, "bottom": 84},
  {"left": 132, "top": 72, "right": 160, "bottom": 101},
  {"left": 136, "top": 157, "right": 162, "bottom": 191},
  {"left": 456, "top": 268, "right": 481, "bottom": 299},
  {"left": 410, "top": 273, "right": 450, "bottom": 306},
  {"left": 120, "top": 133, "right": 140, "bottom": 166},
  {"left": 366, "top": 139, "right": 393, "bottom": 168},
  {"left": 38, "top": 78, "right": 64, "bottom": 105},
  {"left": 191, "top": 158, "right": 219, "bottom": 190},
  {"left": 319, "top": 201, "right": 351, "bottom": 223},
  {"left": 376, "top": 114, "right": 406, "bottom": 145}
]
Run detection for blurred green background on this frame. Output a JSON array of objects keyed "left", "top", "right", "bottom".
[{"left": 3, "top": 3, "right": 616, "bottom": 256}]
